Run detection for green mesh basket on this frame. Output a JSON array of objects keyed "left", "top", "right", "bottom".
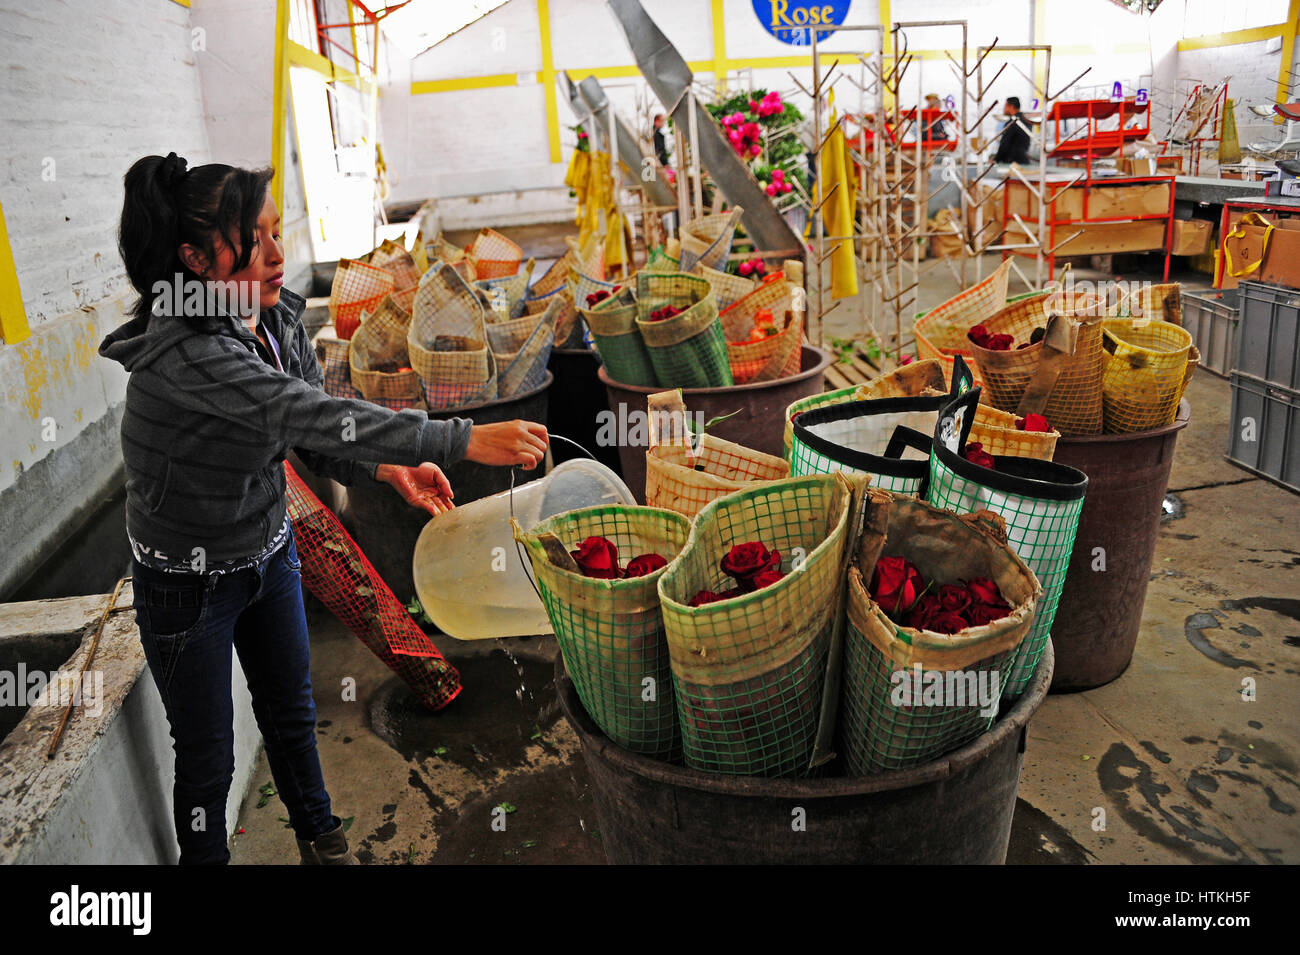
[
  {"left": 925, "top": 387, "right": 1088, "bottom": 699},
  {"left": 839, "top": 493, "right": 1041, "bottom": 774},
  {"left": 520, "top": 505, "right": 691, "bottom": 759},
  {"left": 635, "top": 272, "right": 734, "bottom": 389},
  {"left": 582, "top": 286, "right": 658, "bottom": 387},
  {"left": 656, "top": 474, "right": 854, "bottom": 777},
  {"left": 784, "top": 385, "right": 861, "bottom": 458},
  {"left": 788, "top": 395, "right": 948, "bottom": 495}
]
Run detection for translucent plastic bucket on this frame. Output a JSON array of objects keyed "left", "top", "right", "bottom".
[{"left": 413, "top": 459, "right": 635, "bottom": 640}]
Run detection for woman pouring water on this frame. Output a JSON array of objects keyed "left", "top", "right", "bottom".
[{"left": 99, "top": 152, "right": 548, "bottom": 865}]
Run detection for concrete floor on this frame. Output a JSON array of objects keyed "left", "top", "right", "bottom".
[{"left": 229, "top": 240, "right": 1298, "bottom": 865}]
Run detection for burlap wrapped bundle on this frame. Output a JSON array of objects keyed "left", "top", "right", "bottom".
[
  {"left": 368, "top": 239, "right": 422, "bottom": 291},
  {"left": 912, "top": 258, "right": 1014, "bottom": 385},
  {"left": 581, "top": 285, "right": 657, "bottom": 387},
  {"left": 841, "top": 489, "right": 1042, "bottom": 774},
  {"left": 516, "top": 505, "right": 691, "bottom": 759},
  {"left": 678, "top": 207, "right": 743, "bottom": 272},
  {"left": 408, "top": 265, "right": 497, "bottom": 408},
  {"left": 531, "top": 235, "right": 604, "bottom": 297},
  {"left": 328, "top": 258, "right": 394, "bottom": 341},
  {"left": 719, "top": 272, "right": 802, "bottom": 384},
  {"left": 494, "top": 295, "right": 558, "bottom": 397},
  {"left": 634, "top": 272, "right": 733, "bottom": 389},
  {"left": 968, "top": 294, "right": 1107, "bottom": 436},
  {"left": 656, "top": 473, "right": 858, "bottom": 777},
  {"left": 349, "top": 293, "right": 426, "bottom": 411},
  {"left": 693, "top": 263, "right": 756, "bottom": 310},
  {"left": 470, "top": 227, "right": 522, "bottom": 279}
]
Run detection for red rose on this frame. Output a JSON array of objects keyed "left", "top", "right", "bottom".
[
  {"left": 904, "top": 594, "right": 944, "bottom": 630},
  {"left": 869, "top": 555, "right": 923, "bottom": 616},
  {"left": 649, "top": 305, "right": 683, "bottom": 322},
  {"left": 688, "top": 586, "right": 744, "bottom": 607},
  {"left": 962, "top": 442, "right": 996, "bottom": 469},
  {"left": 749, "top": 567, "right": 786, "bottom": 591},
  {"left": 624, "top": 553, "right": 668, "bottom": 578},
  {"left": 967, "top": 602, "right": 1012, "bottom": 626},
  {"left": 965, "top": 577, "right": 1004, "bottom": 606},
  {"left": 938, "top": 583, "right": 972, "bottom": 614},
  {"left": 967, "top": 324, "right": 991, "bottom": 347},
  {"left": 586, "top": 289, "right": 612, "bottom": 308},
  {"left": 1017, "top": 413, "right": 1051, "bottom": 433},
  {"left": 570, "top": 536, "right": 619, "bottom": 578},
  {"left": 985, "top": 333, "right": 1015, "bottom": 351},
  {"left": 689, "top": 589, "right": 724, "bottom": 607},
  {"left": 720, "top": 542, "right": 778, "bottom": 585},
  {"left": 926, "top": 610, "right": 971, "bottom": 634}
]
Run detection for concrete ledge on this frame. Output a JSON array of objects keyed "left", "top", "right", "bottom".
[{"left": 0, "top": 590, "right": 261, "bottom": 864}]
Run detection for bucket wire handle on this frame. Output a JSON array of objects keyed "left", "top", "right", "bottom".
[{"left": 508, "top": 431, "right": 598, "bottom": 606}]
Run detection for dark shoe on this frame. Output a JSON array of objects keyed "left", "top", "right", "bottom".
[{"left": 310, "top": 819, "right": 360, "bottom": 865}]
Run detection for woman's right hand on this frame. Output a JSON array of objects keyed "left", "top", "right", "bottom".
[{"left": 464, "top": 420, "right": 549, "bottom": 469}]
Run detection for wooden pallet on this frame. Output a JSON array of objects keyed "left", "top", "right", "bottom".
[{"left": 823, "top": 348, "right": 892, "bottom": 391}]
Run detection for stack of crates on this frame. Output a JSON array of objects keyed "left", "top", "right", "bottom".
[
  {"left": 1227, "top": 280, "right": 1300, "bottom": 494},
  {"left": 1182, "top": 288, "right": 1239, "bottom": 378}
]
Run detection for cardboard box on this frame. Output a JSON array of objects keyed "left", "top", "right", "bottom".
[
  {"left": 1005, "top": 219, "right": 1168, "bottom": 256},
  {"left": 1006, "top": 180, "right": 1171, "bottom": 223},
  {"left": 1221, "top": 217, "right": 1300, "bottom": 290},
  {"left": 1122, "top": 157, "right": 1158, "bottom": 176},
  {"left": 1170, "top": 218, "right": 1213, "bottom": 256}
]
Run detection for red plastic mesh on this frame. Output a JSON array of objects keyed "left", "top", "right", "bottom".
[{"left": 284, "top": 463, "right": 462, "bottom": 711}]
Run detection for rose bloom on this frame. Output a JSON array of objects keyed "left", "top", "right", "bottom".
[
  {"left": 570, "top": 536, "right": 619, "bottom": 579},
  {"left": 624, "top": 553, "right": 668, "bottom": 578},
  {"left": 869, "top": 555, "right": 923, "bottom": 615}
]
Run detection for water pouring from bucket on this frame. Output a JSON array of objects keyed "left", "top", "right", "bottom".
[{"left": 412, "top": 454, "right": 635, "bottom": 640}]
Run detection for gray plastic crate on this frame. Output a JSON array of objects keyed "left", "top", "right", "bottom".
[
  {"left": 1236, "top": 281, "right": 1300, "bottom": 389},
  {"left": 1182, "top": 288, "right": 1238, "bottom": 378},
  {"left": 1227, "top": 371, "right": 1300, "bottom": 495}
]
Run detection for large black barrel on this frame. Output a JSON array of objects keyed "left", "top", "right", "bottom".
[
  {"left": 1049, "top": 401, "right": 1190, "bottom": 690},
  {"left": 557, "top": 642, "right": 1053, "bottom": 864}
]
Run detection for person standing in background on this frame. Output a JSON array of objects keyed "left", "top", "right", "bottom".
[
  {"left": 652, "top": 113, "right": 670, "bottom": 167},
  {"left": 995, "top": 96, "right": 1032, "bottom": 165}
]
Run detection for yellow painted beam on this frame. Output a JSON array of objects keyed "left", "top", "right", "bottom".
[
  {"left": 1032, "top": 0, "right": 1046, "bottom": 98},
  {"left": 1178, "top": 23, "right": 1287, "bottom": 51},
  {"left": 538, "top": 0, "right": 562, "bottom": 163},
  {"left": 411, "top": 73, "right": 518, "bottom": 94},
  {"left": 1277, "top": 0, "right": 1300, "bottom": 108},
  {"left": 271, "top": 0, "right": 289, "bottom": 213},
  {"left": 287, "top": 41, "right": 375, "bottom": 93},
  {"left": 170, "top": 0, "right": 191, "bottom": 7},
  {"left": 0, "top": 201, "right": 31, "bottom": 346},
  {"left": 712, "top": 0, "right": 727, "bottom": 92},
  {"left": 880, "top": 0, "right": 892, "bottom": 109}
]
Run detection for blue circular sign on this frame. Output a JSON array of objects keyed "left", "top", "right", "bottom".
[{"left": 751, "top": 0, "right": 852, "bottom": 46}]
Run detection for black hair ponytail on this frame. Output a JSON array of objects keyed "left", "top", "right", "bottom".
[{"left": 118, "top": 153, "right": 274, "bottom": 324}]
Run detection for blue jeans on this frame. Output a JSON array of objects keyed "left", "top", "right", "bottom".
[{"left": 130, "top": 529, "right": 336, "bottom": 864}]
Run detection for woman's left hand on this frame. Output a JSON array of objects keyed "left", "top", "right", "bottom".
[{"left": 377, "top": 463, "right": 454, "bottom": 516}]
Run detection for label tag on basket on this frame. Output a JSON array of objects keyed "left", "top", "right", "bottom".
[
  {"left": 937, "top": 385, "right": 980, "bottom": 454},
  {"left": 647, "top": 389, "right": 693, "bottom": 450}
]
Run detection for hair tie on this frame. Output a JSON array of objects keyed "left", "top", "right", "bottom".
[{"left": 159, "top": 151, "right": 188, "bottom": 188}]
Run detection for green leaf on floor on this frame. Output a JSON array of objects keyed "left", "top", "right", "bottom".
[
  {"left": 433, "top": 746, "right": 449, "bottom": 756},
  {"left": 256, "top": 782, "right": 276, "bottom": 808},
  {"left": 496, "top": 802, "right": 517, "bottom": 814},
  {"left": 341, "top": 816, "right": 354, "bottom": 832},
  {"left": 521, "top": 839, "right": 538, "bottom": 849},
  {"left": 530, "top": 725, "right": 543, "bottom": 741},
  {"left": 405, "top": 844, "right": 416, "bottom": 864}
]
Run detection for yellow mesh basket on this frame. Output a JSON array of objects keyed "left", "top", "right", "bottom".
[
  {"left": 1101, "top": 318, "right": 1193, "bottom": 434},
  {"left": 646, "top": 432, "right": 791, "bottom": 519}
]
